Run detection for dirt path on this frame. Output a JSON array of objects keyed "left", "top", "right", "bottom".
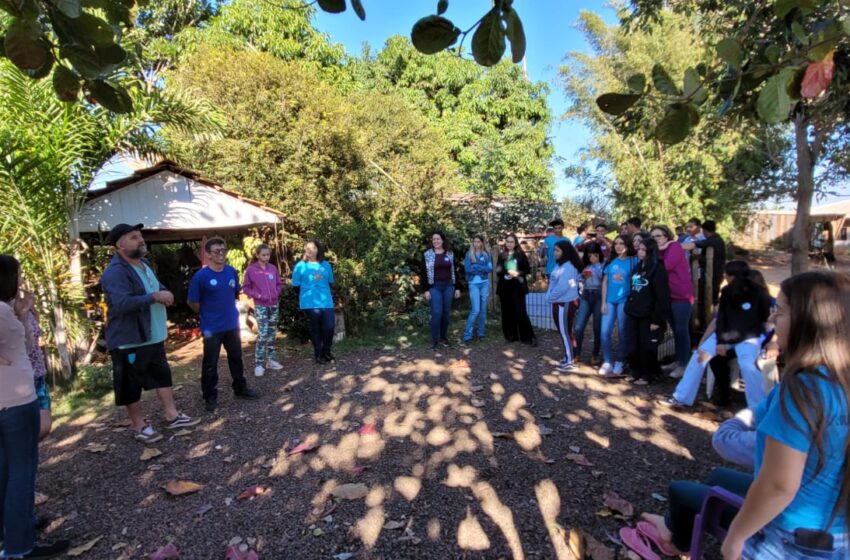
[{"left": 37, "top": 333, "right": 728, "bottom": 560}]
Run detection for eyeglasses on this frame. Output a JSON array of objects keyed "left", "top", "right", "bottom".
[
  {"left": 651, "top": 234, "right": 666, "bottom": 239},
  {"left": 209, "top": 248, "right": 228, "bottom": 255}
]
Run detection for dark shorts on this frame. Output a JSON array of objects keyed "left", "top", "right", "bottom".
[
  {"left": 110, "top": 342, "right": 173, "bottom": 406},
  {"left": 34, "top": 376, "right": 51, "bottom": 411}
]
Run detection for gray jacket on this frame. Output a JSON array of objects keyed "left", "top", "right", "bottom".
[{"left": 101, "top": 255, "right": 165, "bottom": 351}]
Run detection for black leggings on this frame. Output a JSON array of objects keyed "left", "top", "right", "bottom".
[{"left": 306, "top": 308, "right": 335, "bottom": 358}]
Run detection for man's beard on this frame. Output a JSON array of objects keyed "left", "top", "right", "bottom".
[{"left": 127, "top": 244, "right": 147, "bottom": 259}]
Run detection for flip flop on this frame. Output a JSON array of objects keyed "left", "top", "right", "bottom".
[
  {"left": 636, "top": 520, "right": 680, "bottom": 557},
  {"left": 619, "top": 526, "right": 662, "bottom": 560}
]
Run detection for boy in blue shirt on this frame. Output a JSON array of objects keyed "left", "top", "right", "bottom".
[
  {"left": 188, "top": 238, "right": 259, "bottom": 411},
  {"left": 543, "top": 218, "right": 570, "bottom": 279}
]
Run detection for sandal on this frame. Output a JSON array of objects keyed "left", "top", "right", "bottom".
[
  {"left": 636, "top": 520, "right": 680, "bottom": 557},
  {"left": 619, "top": 527, "right": 661, "bottom": 560}
]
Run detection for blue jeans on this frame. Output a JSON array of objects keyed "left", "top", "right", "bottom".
[
  {"left": 0, "top": 400, "right": 39, "bottom": 556},
  {"left": 429, "top": 282, "right": 454, "bottom": 344},
  {"left": 573, "top": 289, "right": 601, "bottom": 357},
  {"left": 306, "top": 308, "right": 335, "bottom": 359},
  {"left": 670, "top": 301, "right": 693, "bottom": 367},
  {"left": 463, "top": 281, "right": 489, "bottom": 341},
  {"left": 745, "top": 524, "right": 847, "bottom": 559},
  {"left": 601, "top": 300, "right": 629, "bottom": 364}
]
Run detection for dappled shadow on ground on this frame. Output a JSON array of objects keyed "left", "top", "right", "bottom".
[{"left": 38, "top": 333, "right": 723, "bottom": 559}]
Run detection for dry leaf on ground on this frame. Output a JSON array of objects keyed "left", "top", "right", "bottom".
[
  {"left": 491, "top": 432, "right": 515, "bottom": 440},
  {"left": 383, "top": 520, "right": 406, "bottom": 530},
  {"left": 331, "top": 483, "right": 368, "bottom": 500},
  {"left": 358, "top": 423, "right": 377, "bottom": 435},
  {"left": 237, "top": 485, "right": 270, "bottom": 500},
  {"left": 34, "top": 492, "right": 48, "bottom": 506},
  {"left": 224, "top": 544, "right": 258, "bottom": 560},
  {"left": 140, "top": 448, "right": 162, "bottom": 461},
  {"left": 565, "top": 453, "right": 593, "bottom": 467},
  {"left": 149, "top": 543, "right": 180, "bottom": 560},
  {"left": 162, "top": 480, "right": 203, "bottom": 496},
  {"left": 602, "top": 489, "right": 634, "bottom": 518},
  {"left": 287, "top": 440, "right": 319, "bottom": 456},
  {"left": 84, "top": 443, "right": 107, "bottom": 453},
  {"left": 68, "top": 536, "right": 102, "bottom": 556}
]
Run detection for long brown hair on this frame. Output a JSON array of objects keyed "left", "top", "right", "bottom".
[{"left": 778, "top": 271, "right": 850, "bottom": 529}]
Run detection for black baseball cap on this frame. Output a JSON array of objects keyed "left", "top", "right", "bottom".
[{"left": 106, "top": 223, "right": 144, "bottom": 245}]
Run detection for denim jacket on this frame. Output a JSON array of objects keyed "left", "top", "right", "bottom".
[
  {"left": 101, "top": 254, "right": 165, "bottom": 351},
  {"left": 464, "top": 251, "right": 493, "bottom": 283}
]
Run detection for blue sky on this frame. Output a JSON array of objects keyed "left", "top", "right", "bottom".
[{"left": 313, "top": 0, "right": 617, "bottom": 199}]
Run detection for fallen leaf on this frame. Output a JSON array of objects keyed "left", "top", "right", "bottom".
[
  {"left": 173, "top": 429, "right": 192, "bottom": 437},
  {"left": 287, "top": 441, "right": 319, "bottom": 456},
  {"left": 602, "top": 489, "right": 634, "bottom": 518},
  {"left": 566, "top": 453, "right": 593, "bottom": 467},
  {"left": 148, "top": 464, "right": 164, "bottom": 471},
  {"left": 85, "top": 443, "right": 108, "bottom": 453},
  {"left": 383, "top": 520, "right": 406, "bottom": 530},
  {"left": 149, "top": 543, "right": 180, "bottom": 560},
  {"left": 331, "top": 483, "right": 368, "bottom": 500},
  {"left": 539, "top": 412, "right": 553, "bottom": 419},
  {"left": 491, "top": 432, "right": 515, "bottom": 440},
  {"left": 140, "top": 447, "right": 162, "bottom": 461},
  {"left": 293, "top": 413, "right": 307, "bottom": 419},
  {"left": 351, "top": 465, "right": 368, "bottom": 475},
  {"left": 584, "top": 530, "right": 615, "bottom": 560},
  {"left": 162, "top": 480, "right": 203, "bottom": 496},
  {"left": 34, "top": 492, "right": 48, "bottom": 506},
  {"left": 306, "top": 501, "right": 337, "bottom": 525},
  {"left": 595, "top": 508, "right": 613, "bottom": 517},
  {"left": 470, "top": 398, "right": 485, "bottom": 407},
  {"left": 223, "top": 455, "right": 236, "bottom": 463},
  {"left": 358, "top": 423, "right": 378, "bottom": 435},
  {"left": 237, "top": 485, "right": 270, "bottom": 500},
  {"left": 224, "top": 545, "right": 258, "bottom": 560},
  {"left": 651, "top": 492, "right": 667, "bottom": 502},
  {"left": 68, "top": 536, "right": 102, "bottom": 556}
]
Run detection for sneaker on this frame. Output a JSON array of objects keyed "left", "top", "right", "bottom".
[
  {"left": 323, "top": 352, "right": 336, "bottom": 363},
  {"left": 204, "top": 398, "right": 217, "bottom": 412},
  {"left": 430, "top": 342, "right": 439, "bottom": 350},
  {"left": 254, "top": 365, "right": 265, "bottom": 377},
  {"left": 598, "top": 362, "right": 613, "bottom": 376},
  {"left": 134, "top": 425, "right": 163, "bottom": 444},
  {"left": 439, "top": 338, "right": 451, "bottom": 348},
  {"left": 613, "top": 362, "right": 625, "bottom": 375},
  {"left": 166, "top": 412, "right": 200, "bottom": 430},
  {"left": 266, "top": 359, "right": 284, "bottom": 370},
  {"left": 557, "top": 361, "right": 577, "bottom": 372},
  {"left": 314, "top": 355, "right": 328, "bottom": 364},
  {"left": 23, "top": 539, "right": 70, "bottom": 558},
  {"left": 235, "top": 387, "right": 260, "bottom": 400},
  {"left": 659, "top": 397, "right": 689, "bottom": 408}
]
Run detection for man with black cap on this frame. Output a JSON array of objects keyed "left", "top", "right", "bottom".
[{"left": 101, "top": 223, "right": 200, "bottom": 444}]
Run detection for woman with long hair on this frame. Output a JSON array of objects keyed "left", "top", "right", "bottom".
[
  {"left": 242, "top": 243, "right": 283, "bottom": 376},
  {"left": 650, "top": 224, "right": 694, "bottom": 379},
  {"left": 624, "top": 235, "right": 671, "bottom": 385},
  {"left": 422, "top": 231, "right": 461, "bottom": 349},
  {"left": 291, "top": 240, "right": 336, "bottom": 364},
  {"left": 462, "top": 234, "right": 493, "bottom": 344},
  {"left": 547, "top": 240, "right": 583, "bottom": 371},
  {"left": 496, "top": 233, "right": 536, "bottom": 346},
  {"left": 599, "top": 235, "right": 638, "bottom": 377},
  {"left": 573, "top": 242, "right": 604, "bottom": 365}
]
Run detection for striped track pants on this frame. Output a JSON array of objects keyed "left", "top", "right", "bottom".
[{"left": 552, "top": 300, "right": 579, "bottom": 363}]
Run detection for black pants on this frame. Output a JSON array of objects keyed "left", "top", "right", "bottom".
[
  {"left": 306, "top": 308, "right": 335, "bottom": 358},
  {"left": 708, "top": 350, "right": 737, "bottom": 405},
  {"left": 628, "top": 316, "right": 664, "bottom": 381},
  {"left": 499, "top": 286, "right": 535, "bottom": 343},
  {"left": 201, "top": 328, "right": 248, "bottom": 401}
]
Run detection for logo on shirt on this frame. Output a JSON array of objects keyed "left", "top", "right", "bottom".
[
  {"left": 631, "top": 274, "right": 648, "bottom": 293},
  {"left": 742, "top": 302, "right": 752, "bottom": 311},
  {"left": 268, "top": 273, "right": 274, "bottom": 280},
  {"left": 210, "top": 279, "right": 218, "bottom": 286},
  {"left": 229, "top": 279, "right": 236, "bottom": 288}
]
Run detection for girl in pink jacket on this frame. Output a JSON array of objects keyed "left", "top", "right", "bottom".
[{"left": 242, "top": 244, "right": 283, "bottom": 376}]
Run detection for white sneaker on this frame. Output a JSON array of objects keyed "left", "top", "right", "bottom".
[
  {"left": 557, "top": 361, "right": 577, "bottom": 372},
  {"left": 613, "top": 362, "right": 625, "bottom": 375},
  {"left": 266, "top": 359, "right": 284, "bottom": 371},
  {"left": 254, "top": 365, "right": 265, "bottom": 377},
  {"left": 598, "top": 362, "right": 613, "bottom": 375}
]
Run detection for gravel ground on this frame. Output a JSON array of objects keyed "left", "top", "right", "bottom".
[{"left": 37, "top": 332, "right": 734, "bottom": 560}]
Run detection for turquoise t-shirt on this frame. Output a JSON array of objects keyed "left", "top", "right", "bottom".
[
  {"left": 603, "top": 257, "right": 638, "bottom": 304},
  {"left": 544, "top": 236, "right": 569, "bottom": 275},
  {"left": 292, "top": 260, "right": 334, "bottom": 310},
  {"left": 121, "top": 263, "right": 167, "bottom": 349},
  {"left": 754, "top": 369, "right": 849, "bottom": 534}
]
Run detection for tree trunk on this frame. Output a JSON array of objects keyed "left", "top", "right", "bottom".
[
  {"left": 48, "top": 279, "right": 73, "bottom": 378},
  {"left": 790, "top": 111, "right": 815, "bottom": 275}
]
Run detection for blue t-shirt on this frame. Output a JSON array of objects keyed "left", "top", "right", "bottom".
[
  {"left": 292, "top": 261, "right": 334, "bottom": 310},
  {"left": 544, "top": 236, "right": 569, "bottom": 275},
  {"left": 121, "top": 263, "right": 167, "bottom": 349},
  {"left": 603, "top": 257, "right": 638, "bottom": 303},
  {"left": 187, "top": 265, "right": 240, "bottom": 335},
  {"left": 754, "top": 369, "right": 849, "bottom": 534}
]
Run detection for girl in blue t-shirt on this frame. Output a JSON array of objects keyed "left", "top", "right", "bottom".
[
  {"left": 572, "top": 242, "right": 604, "bottom": 365},
  {"left": 291, "top": 240, "right": 336, "bottom": 364},
  {"left": 598, "top": 235, "right": 637, "bottom": 377}
]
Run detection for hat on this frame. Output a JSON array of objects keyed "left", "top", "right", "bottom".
[{"left": 106, "top": 223, "right": 144, "bottom": 245}]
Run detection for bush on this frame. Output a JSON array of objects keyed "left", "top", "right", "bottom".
[{"left": 75, "top": 363, "right": 113, "bottom": 396}]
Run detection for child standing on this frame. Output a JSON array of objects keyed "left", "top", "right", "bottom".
[
  {"left": 547, "top": 240, "right": 583, "bottom": 372},
  {"left": 242, "top": 244, "right": 283, "bottom": 377},
  {"left": 573, "top": 242, "right": 604, "bottom": 365},
  {"left": 599, "top": 235, "right": 638, "bottom": 377}
]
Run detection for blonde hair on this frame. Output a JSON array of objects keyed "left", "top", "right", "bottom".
[{"left": 467, "top": 234, "right": 489, "bottom": 261}]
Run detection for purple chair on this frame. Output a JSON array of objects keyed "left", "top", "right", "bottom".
[{"left": 689, "top": 486, "right": 745, "bottom": 558}]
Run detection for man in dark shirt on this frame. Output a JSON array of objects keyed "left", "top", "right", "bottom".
[{"left": 683, "top": 219, "right": 726, "bottom": 303}]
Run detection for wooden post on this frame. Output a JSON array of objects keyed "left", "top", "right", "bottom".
[
  {"left": 704, "top": 247, "right": 714, "bottom": 325},
  {"left": 489, "top": 246, "right": 500, "bottom": 313},
  {"left": 690, "top": 257, "right": 700, "bottom": 331}
]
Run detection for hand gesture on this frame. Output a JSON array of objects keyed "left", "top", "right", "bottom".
[
  {"left": 14, "top": 290, "right": 35, "bottom": 318},
  {"left": 454, "top": 290, "right": 460, "bottom": 300},
  {"left": 601, "top": 303, "right": 608, "bottom": 315},
  {"left": 153, "top": 290, "right": 175, "bottom": 306}
]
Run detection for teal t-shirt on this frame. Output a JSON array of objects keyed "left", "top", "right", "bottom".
[
  {"left": 121, "top": 263, "right": 167, "bottom": 349},
  {"left": 292, "top": 260, "right": 334, "bottom": 310},
  {"left": 544, "top": 236, "right": 569, "bottom": 275},
  {"left": 603, "top": 257, "right": 638, "bottom": 303},
  {"left": 754, "top": 369, "right": 849, "bottom": 534}
]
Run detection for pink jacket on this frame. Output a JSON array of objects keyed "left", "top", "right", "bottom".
[
  {"left": 659, "top": 242, "right": 694, "bottom": 304},
  {"left": 242, "top": 262, "right": 282, "bottom": 307}
]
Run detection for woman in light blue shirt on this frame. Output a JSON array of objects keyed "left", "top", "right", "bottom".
[
  {"left": 462, "top": 234, "right": 493, "bottom": 344},
  {"left": 291, "top": 240, "right": 336, "bottom": 364}
]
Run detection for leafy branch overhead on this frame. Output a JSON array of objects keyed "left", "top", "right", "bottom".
[{"left": 594, "top": 0, "right": 849, "bottom": 144}]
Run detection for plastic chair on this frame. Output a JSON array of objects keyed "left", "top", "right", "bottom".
[{"left": 689, "top": 486, "right": 745, "bottom": 559}]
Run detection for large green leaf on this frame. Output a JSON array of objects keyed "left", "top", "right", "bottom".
[
  {"left": 716, "top": 37, "right": 742, "bottom": 68},
  {"left": 75, "top": 13, "right": 114, "bottom": 47},
  {"left": 651, "top": 63, "right": 680, "bottom": 95},
  {"left": 53, "top": 64, "right": 81, "bottom": 101},
  {"left": 683, "top": 67, "right": 707, "bottom": 105},
  {"left": 350, "top": 0, "right": 365, "bottom": 21},
  {"left": 94, "top": 43, "right": 126, "bottom": 64},
  {"left": 627, "top": 73, "right": 646, "bottom": 93},
  {"left": 5, "top": 17, "right": 50, "bottom": 70},
  {"left": 471, "top": 7, "right": 506, "bottom": 67},
  {"left": 411, "top": 15, "right": 460, "bottom": 55},
  {"left": 437, "top": 0, "right": 448, "bottom": 15},
  {"left": 60, "top": 43, "right": 108, "bottom": 79},
  {"left": 316, "top": 0, "right": 346, "bottom": 14},
  {"left": 596, "top": 93, "right": 641, "bottom": 115},
  {"left": 654, "top": 103, "right": 692, "bottom": 144},
  {"left": 55, "top": 0, "right": 81, "bottom": 18},
  {"left": 22, "top": 49, "right": 54, "bottom": 79},
  {"left": 756, "top": 68, "right": 796, "bottom": 123},
  {"left": 87, "top": 79, "right": 132, "bottom": 113},
  {"left": 773, "top": 0, "right": 820, "bottom": 18},
  {"left": 504, "top": 8, "right": 525, "bottom": 63}
]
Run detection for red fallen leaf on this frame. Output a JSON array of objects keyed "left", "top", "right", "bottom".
[
  {"left": 287, "top": 441, "right": 319, "bottom": 456},
  {"left": 358, "top": 423, "right": 377, "bottom": 435},
  {"left": 150, "top": 543, "right": 180, "bottom": 560},
  {"left": 224, "top": 545, "right": 258, "bottom": 560},
  {"left": 602, "top": 489, "right": 634, "bottom": 518},
  {"left": 237, "top": 485, "right": 270, "bottom": 500},
  {"left": 801, "top": 51, "right": 835, "bottom": 99},
  {"left": 352, "top": 465, "right": 369, "bottom": 475}
]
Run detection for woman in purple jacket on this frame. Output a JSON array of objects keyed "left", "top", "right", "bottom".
[
  {"left": 651, "top": 225, "right": 694, "bottom": 379},
  {"left": 242, "top": 244, "right": 283, "bottom": 377}
]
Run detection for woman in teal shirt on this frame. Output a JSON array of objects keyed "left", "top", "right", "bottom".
[{"left": 291, "top": 240, "right": 336, "bottom": 364}]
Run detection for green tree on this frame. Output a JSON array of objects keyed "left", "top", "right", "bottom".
[{"left": 561, "top": 10, "right": 793, "bottom": 229}]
